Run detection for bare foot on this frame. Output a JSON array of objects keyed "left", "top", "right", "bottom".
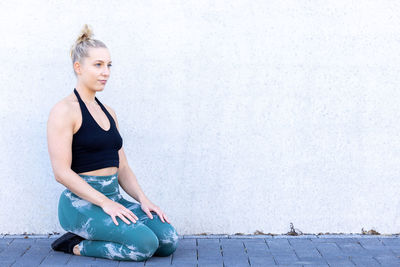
[{"left": 73, "top": 244, "right": 81, "bottom": 255}]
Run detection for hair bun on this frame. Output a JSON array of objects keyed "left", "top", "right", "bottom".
[{"left": 76, "top": 24, "right": 93, "bottom": 44}]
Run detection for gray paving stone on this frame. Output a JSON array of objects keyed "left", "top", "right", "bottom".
[
  {"left": 0, "top": 246, "right": 31, "bottom": 258},
  {"left": 0, "top": 238, "right": 14, "bottom": 248},
  {"left": 287, "top": 239, "right": 315, "bottom": 247},
  {"left": 92, "top": 257, "right": 120, "bottom": 266},
  {"left": 325, "top": 258, "right": 356, "bottom": 266},
  {"left": 198, "top": 249, "right": 221, "bottom": 259},
  {"left": 0, "top": 260, "right": 15, "bottom": 267},
  {"left": 171, "top": 259, "right": 197, "bottom": 266},
  {"left": 229, "top": 235, "right": 271, "bottom": 239},
  {"left": 197, "top": 239, "right": 221, "bottom": 260},
  {"left": 40, "top": 265, "right": 75, "bottom": 267},
  {"left": 349, "top": 256, "right": 381, "bottom": 266},
  {"left": 0, "top": 236, "right": 399, "bottom": 266},
  {"left": 40, "top": 251, "right": 72, "bottom": 265},
  {"left": 66, "top": 254, "right": 96, "bottom": 265},
  {"left": 118, "top": 259, "right": 145, "bottom": 266},
  {"left": 176, "top": 238, "right": 196, "bottom": 248},
  {"left": 316, "top": 242, "right": 345, "bottom": 258},
  {"left": 223, "top": 247, "right": 247, "bottom": 256},
  {"left": 171, "top": 253, "right": 196, "bottom": 263},
  {"left": 205, "top": 234, "right": 229, "bottom": 238},
  {"left": 272, "top": 264, "right": 303, "bottom": 266},
  {"left": 386, "top": 245, "right": 400, "bottom": 257},
  {"left": 8, "top": 239, "right": 32, "bottom": 247},
  {"left": 279, "top": 235, "right": 318, "bottom": 239},
  {"left": 381, "top": 238, "right": 400, "bottom": 246},
  {"left": 171, "top": 263, "right": 196, "bottom": 267},
  {"left": 221, "top": 238, "right": 244, "bottom": 245},
  {"left": 310, "top": 237, "right": 357, "bottom": 243},
  {"left": 198, "top": 257, "right": 223, "bottom": 265},
  {"left": 3, "top": 235, "right": 27, "bottom": 239},
  {"left": 223, "top": 260, "right": 250, "bottom": 267},
  {"left": 12, "top": 247, "right": 50, "bottom": 266},
  {"left": 182, "top": 235, "right": 209, "bottom": 239},
  {"left": 248, "top": 255, "right": 276, "bottom": 266},
  {"left": 144, "top": 255, "right": 172, "bottom": 266},
  {"left": 337, "top": 243, "right": 372, "bottom": 258},
  {"left": 198, "top": 264, "right": 223, "bottom": 267},
  {"left": 298, "top": 265, "right": 329, "bottom": 267},
  {"left": 355, "top": 238, "right": 383, "bottom": 246},
  {"left": 267, "top": 241, "right": 292, "bottom": 250},
  {"left": 273, "top": 254, "right": 300, "bottom": 265},
  {"left": 374, "top": 255, "right": 400, "bottom": 265},
  {"left": 197, "top": 238, "right": 220, "bottom": 246},
  {"left": 222, "top": 248, "right": 247, "bottom": 256},
  {"left": 11, "top": 256, "right": 47, "bottom": 267},
  {"left": 362, "top": 245, "right": 396, "bottom": 257},
  {"left": 34, "top": 239, "right": 54, "bottom": 247},
  {"left": 244, "top": 242, "right": 268, "bottom": 250},
  {"left": 267, "top": 238, "right": 290, "bottom": 244},
  {"left": 246, "top": 249, "right": 272, "bottom": 258},
  {"left": 295, "top": 247, "right": 323, "bottom": 258},
  {"left": 293, "top": 256, "right": 328, "bottom": 265}
]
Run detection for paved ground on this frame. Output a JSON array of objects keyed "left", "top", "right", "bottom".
[{"left": 1, "top": 234, "right": 400, "bottom": 266}]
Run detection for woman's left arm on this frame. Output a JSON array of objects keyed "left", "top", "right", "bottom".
[{"left": 105, "top": 104, "right": 170, "bottom": 224}]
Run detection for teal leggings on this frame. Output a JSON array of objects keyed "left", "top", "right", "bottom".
[{"left": 57, "top": 172, "right": 179, "bottom": 261}]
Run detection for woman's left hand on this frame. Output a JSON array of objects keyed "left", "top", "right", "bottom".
[{"left": 140, "top": 199, "right": 171, "bottom": 224}]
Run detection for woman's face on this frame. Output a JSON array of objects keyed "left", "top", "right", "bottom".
[{"left": 74, "top": 47, "right": 112, "bottom": 91}]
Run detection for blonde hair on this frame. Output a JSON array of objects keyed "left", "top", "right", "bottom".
[{"left": 70, "top": 24, "right": 107, "bottom": 75}]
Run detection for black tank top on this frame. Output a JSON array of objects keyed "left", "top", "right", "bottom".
[{"left": 71, "top": 88, "right": 123, "bottom": 173}]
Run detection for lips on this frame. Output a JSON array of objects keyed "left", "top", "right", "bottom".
[{"left": 99, "top": 80, "right": 107, "bottom": 84}]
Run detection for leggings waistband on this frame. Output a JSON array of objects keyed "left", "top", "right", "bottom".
[
  {"left": 78, "top": 171, "right": 118, "bottom": 180},
  {"left": 77, "top": 171, "right": 119, "bottom": 195}
]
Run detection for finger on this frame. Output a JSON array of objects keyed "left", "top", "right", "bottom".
[
  {"left": 146, "top": 210, "right": 153, "bottom": 220},
  {"left": 112, "top": 215, "right": 118, "bottom": 226},
  {"left": 118, "top": 213, "right": 131, "bottom": 225},
  {"left": 155, "top": 210, "right": 165, "bottom": 223},
  {"left": 164, "top": 214, "right": 171, "bottom": 224},
  {"left": 128, "top": 210, "right": 139, "bottom": 221},
  {"left": 141, "top": 206, "right": 153, "bottom": 219},
  {"left": 154, "top": 208, "right": 165, "bottom": 222},
  {"left": 125, "top": 211, "right": 137, "bottom": 223}
]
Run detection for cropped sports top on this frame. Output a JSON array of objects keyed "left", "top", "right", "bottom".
[{"left": 71, "top": 88, "right": 123, "bottom": 173}]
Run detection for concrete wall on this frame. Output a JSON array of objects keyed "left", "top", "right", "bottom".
[{"left": 1, "top": 0, "right": 400, "bottom": 235}]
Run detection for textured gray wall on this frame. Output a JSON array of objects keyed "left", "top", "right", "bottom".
[{"left": 1, "top": 0, "right": 400, "bottom": 235}]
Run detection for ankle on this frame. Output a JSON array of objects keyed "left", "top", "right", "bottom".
[{"left": 73, "top": 244, "right": 81, "bottom": 255}]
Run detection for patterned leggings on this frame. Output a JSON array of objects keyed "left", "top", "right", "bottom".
[{"left": 57, "top": 172, "right": 179, "bottom": 261}]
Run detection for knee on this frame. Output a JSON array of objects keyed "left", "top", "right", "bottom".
[
  {"left": 125, "top": 227, "right": 159, "bottom": 261},
  {"left": 155, "top": 226, "right": 179, "bottom": 257}
]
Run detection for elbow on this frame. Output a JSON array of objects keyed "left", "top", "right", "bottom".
[
  {"left": 54, "top": 173, "right": 64, "bottom": 183},
  {"left": 53, "top": 168, "right": 71, "bottom": 183}
]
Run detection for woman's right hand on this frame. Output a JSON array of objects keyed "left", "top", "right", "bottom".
[{"left": 101, "top": 199, "right": 139, "bottom": 226}]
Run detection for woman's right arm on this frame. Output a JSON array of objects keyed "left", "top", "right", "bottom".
[{"left": 47, "top": 102, "right": 138, "bottom": 225}]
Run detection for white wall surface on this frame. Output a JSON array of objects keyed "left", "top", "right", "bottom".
[{"left": 1, "top": 0, "right": 400, "bottom": 235}]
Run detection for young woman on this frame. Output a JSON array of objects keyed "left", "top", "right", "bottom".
[{"left": 47, "top": 24, "right": 179, "bottom": 261}]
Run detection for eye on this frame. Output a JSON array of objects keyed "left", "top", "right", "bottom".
[
  {"left": 95, "top": 63, "right": 101, "bottom": 67},
  {"left": 108, "top": 64, "right": 112, "bottom": 68}
]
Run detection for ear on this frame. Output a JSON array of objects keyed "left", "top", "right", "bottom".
[{"left": 73, "top": 61, "right": 82, "bottom": 75}]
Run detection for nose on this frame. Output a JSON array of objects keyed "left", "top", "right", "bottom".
[{"left": 101, "top": 66, "right": 110, "bottom": 76}]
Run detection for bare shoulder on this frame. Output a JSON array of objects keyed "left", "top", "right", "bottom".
[{"left": 47, "top": 93, "right": 79, "bottom": 129}]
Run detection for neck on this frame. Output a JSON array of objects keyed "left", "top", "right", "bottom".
[{"left": 75, "top": 85, "right": 96, "bottom": 103}]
